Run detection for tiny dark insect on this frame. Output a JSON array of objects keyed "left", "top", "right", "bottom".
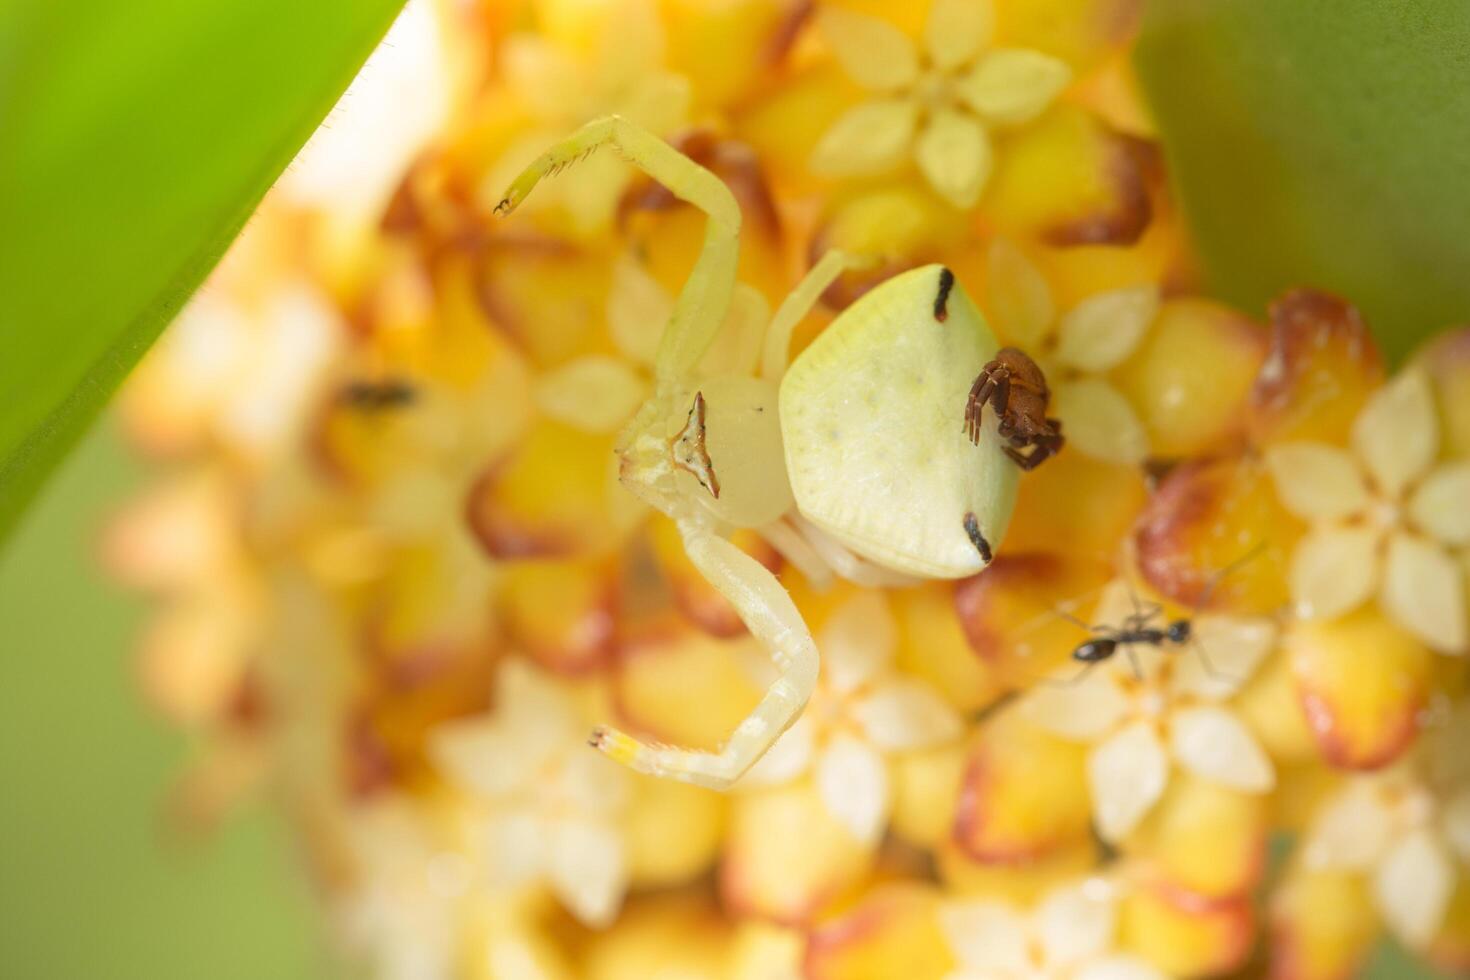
[
  {"left": 339, "top": 379, "right": 417, "bottom": 411},
  {"left": 964, "top": 347, "right": 1064, "bottom": 471},
  {"left": 1052, "top": 544, "right": 1266, "bottom": 685}
]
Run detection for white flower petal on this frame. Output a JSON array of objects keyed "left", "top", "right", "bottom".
[
  {"left": 1074, "top": 956, "right": 1170, "bottom": 980},
  {"left": 1264, "top": 443, "right": 1373, "bottom": 522},
  {"left": 554, "top": 746, "right": 632, "bottom": 813},
  {"left": 547, "top": 817, "right": 627, "bottom": 928},
  {"left": 1382, "top": 533, "right": 1468, "bottom": 653},
  {"left": 1171, "top": 615, "right": 1277, "bottom": 701},
  {"left": 1304, "top": 780, "right": 1396, "bottom": 871},
  {"left": 617, "top": 71, "right": 692, "bottom": 135},
  {"left": 957, "top": 48, "right": 1072, "bottom": 126},
  {"left": 1018, "top": 671, "right": 1130, "bottom": 741},
  {"left": 1443, "top": 789, "right": 1470, "bottom": 863},
  {"left": 915, "top": 109, "right": 993, "bottom": 209},
  {"left": 1053, "top": 378, "right": 1150, "bottom": 464},
  {"left": 815, "top": 734, "right": 890, "bottom": 845},
  {"left": 939, "top": 901, "right": 1029, "bottom": 971},
  {"left": 1408, "top": 461, "right": 1470, "bottom": 546},
  {"left": 984, "top": 238, "right": 1055, "bottom": 349},
  {"left": 1353, "top": 368, "right": 1439, "bottom": 500},
  {"left": 534, "top": 355, "right": 647, "bottom": 433},
  {"left": 822, "top": 591, "right": 897, "bottom": 693},
  {"left": 816, "top": 7, "right": 920, "bottom": 91},
  {"left": 1374, "top": 828, "right": 1455, "bottom": 949},
  {"left": 1169, "top": 705, "right": 1275, "bottom": 793},
  {"left": 924, "top": 0, "right": 993, "bottom": 72},
  {"left": 607, "top": 253, "right": 672, "bottom": 366},
  {"left": 852, "top": 679, "right": 963, "bottom": 750},
  {"left": 1053, "top": 286, "right": 1160, "bottom": 373},
  {"left": 1036, "top": 883, "right": 1115, "bottom": 967},
  {"left": 740, "top": 715, "right": 816, "bottom": 786},
  {"left": 483, "top": 810, "right": 545, "bottom": 887},
  {"left": 430, "top": 723, "right": 534, "bottom": 799},
  {"left": 1289, "top": 526, "right": 1380, "bottom": 620},
  {"left": 1088, "top": 721, "right": 1170, "bottom": 842},
  {"left": 810, "top": 98, "right": 919, "bottom": 176}
]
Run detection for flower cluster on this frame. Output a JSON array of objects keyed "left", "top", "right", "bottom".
[{"left": 108, "top": 0, "right": 1470, "bottom": 977}]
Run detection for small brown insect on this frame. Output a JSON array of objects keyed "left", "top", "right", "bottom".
[{"left": 964, "top": 347, "right": 1065, "bottom": 471}]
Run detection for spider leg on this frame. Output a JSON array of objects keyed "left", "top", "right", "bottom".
[
  {"left": 964, "top": 369, "right": 1005, "bottom": 445},
  {"left": 762, "top": 250, "right": 874, "bottom": 381},
  {"left": 589, "top": 518, "right": 818, "bottom": 790},
  {"left": 495, "top": 115, "right": 741, "bottom": 385}
]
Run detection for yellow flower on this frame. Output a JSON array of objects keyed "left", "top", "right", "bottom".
[
  {"left": 810, "top": 0, "right": 1071, "bottom": 208},
  {"left": 1019, "top": 580, "right": 1277, "bottom": 842},
  {"left": 1265, "top": 366, "right": 1470, "bottom": 652},
  {"left": 741, "top": 591, "right": 962, "bottom": 844},
  {"left": 430, "top": 660, "right": 633, "bottom": 927},
  {"left": 482, "top": 0, "right": 692, "bottom": 235},
  {"left": 1299, "top": 700, "right": 1470, "bottom": 950},
  {"left": 940, "top": 878, "right": 1167, "bottom": 980}
]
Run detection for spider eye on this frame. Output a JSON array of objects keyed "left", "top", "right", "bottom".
[{"left": 676, "top": 375, "right": 792, "bottom": 528}]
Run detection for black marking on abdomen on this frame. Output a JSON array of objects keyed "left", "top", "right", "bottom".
[
  {"left": 934, "top": 267, "right": 955, "bottom": 322},
  {"left": 963, "top": 511, "right": 992, "bottom": 563}
]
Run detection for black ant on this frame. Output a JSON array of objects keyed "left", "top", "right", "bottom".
[{"left": 1050, "top": 544, "right": 1266, "bottom": 686}]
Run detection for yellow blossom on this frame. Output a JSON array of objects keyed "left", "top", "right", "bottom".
[
  {"left": 810, "top": 0, "right": 1071, "bottom": 208},
  {"left": 1265, "top": 366, "right": 1470, "bottom": 652}
]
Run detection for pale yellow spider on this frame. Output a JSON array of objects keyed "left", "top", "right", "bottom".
[{"left": 496, "top": 116, "right": 1019, "bottom": 789}]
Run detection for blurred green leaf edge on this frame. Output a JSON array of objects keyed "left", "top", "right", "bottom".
[
  {"left": 0, "top": 0, "right": 408, "bottom": 548},
  {"left": 1137, "top": 0, "right": 1470, "bottom": 364}
]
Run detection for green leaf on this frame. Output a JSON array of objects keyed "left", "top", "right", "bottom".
[
  {"left": 0, "top": 0, "right": 406, "bottom": 545},
  {"left": 1136, "top": 0, "right": 1470, "bottom": 364}
]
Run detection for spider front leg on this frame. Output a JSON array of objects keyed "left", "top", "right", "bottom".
[
  {"left": 590, "top": 517, "right": 819, "bottom": 790},
  {"left": 761, "top": 250, "right": 874, "bottom": 381},
  {"left": 964, "top": 365, "right": 1007, "bottom": 445},
  {"left": 1003, "top": 425, "right": 1064, "bottom": 471},
  {"left": 495, "top": 114, "right": 742, "bottom": 383}
]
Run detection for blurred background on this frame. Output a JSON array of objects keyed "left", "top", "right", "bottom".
[{"left": 0, "top": 423, "right": 321, "bottom": 978}]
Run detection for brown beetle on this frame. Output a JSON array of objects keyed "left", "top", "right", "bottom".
[{"left": 964, "top": 347, "right": 1065, "bottom": 471}]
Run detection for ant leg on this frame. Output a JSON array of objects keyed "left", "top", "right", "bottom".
[
  {"left": 1049, "top": 605, "right": 1110, "bottom": 635},
  {"left": 1122, "top": 644, "right": 1144, "bottom": 681},
  {"left": 1043, "top": 660, "right": 1101, "bottom": 688},
  {"left": 495, "top": 115, "right": 741, "bottom": 385}
]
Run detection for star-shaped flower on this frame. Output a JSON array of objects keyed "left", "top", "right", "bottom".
[
  {"left": 1265, "top": 366, "right": 1470, "bottom": 652},
  {"left": 940, "top": 879, "right": 1167, "bottom": 980},
  {"left": 479, "top": 0, "right": 692, "bottom": 235},
  {"left": 741, "top": 590, "right": 963, "bottom": 844},
  {"left": 984, "top": 238, "right": 1161, "bottom": 464},
  {"left": 810, "top": 0, "right": 1071, "bottom": 208},
  {"left": 1302, "top": 762, "right": 1470, "bottom": 949},
  {"left": 1020, "top": 581, "right": 1278, "bottom": 842},
  {"left": 430, "top": 659, "right": 632, "bottom": 927}
]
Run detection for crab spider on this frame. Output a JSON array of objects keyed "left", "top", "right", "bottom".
[{"left": 495, "top": 117, "right": 1019, "bottom": 790}]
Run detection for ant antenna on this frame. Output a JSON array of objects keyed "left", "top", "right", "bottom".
[
  {"left": 1193, "top": 542, "right": 1268, "bottom": 613},
  {"left": 1182, "top": 542, "right": 1268, "bottom": 685}
]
